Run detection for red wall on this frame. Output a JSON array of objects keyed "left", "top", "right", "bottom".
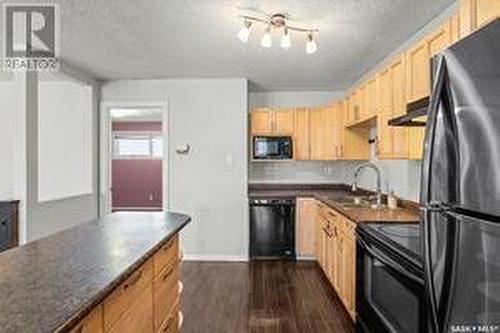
[
  {"left": 112, "top": 121, "right": 162, "bottom": 132},
  {"left": 112, "top": 121, "right": 162, "bottom": 210}
]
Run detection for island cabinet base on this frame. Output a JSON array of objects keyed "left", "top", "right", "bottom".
[{"left": 70, "top": 235, "right": 182, "bottom": 333}]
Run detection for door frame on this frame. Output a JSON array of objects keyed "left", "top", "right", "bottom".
[{"left": 99, "top": 100, "right": 170, "bottom": 216}]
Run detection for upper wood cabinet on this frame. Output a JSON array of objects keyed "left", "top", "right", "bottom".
[
  {"left": 274, "top": 108, "right": 295, "bottom": 134},
  {"left": 294, "top": 108, "right": 311, "bottom": 160},
  {"left": 333, "top": 101, "right": 346, "bottom": 159},
  {"left": 405, "top": 19, "right": 451, "bottom": 104},
  {"left": 377, "top": 56, "right": 410, "bottom": 159},
  {"left": 363, "top": 77, "right": 378, "bottom": 121},
  {"left": 405, "top": 38, "right": 430, "bottom": 104},
  {"left": 460, "top": 0, "right": 500, "bottom": 37},
  {"left": 250, "top": 108, "right": 295, "bottom": 136},
  {"left": 310, "top": 106, "right": 336, "bottom": 160},
  {"left": 250, "top": 108, "right": 273, "bottom": 135}
]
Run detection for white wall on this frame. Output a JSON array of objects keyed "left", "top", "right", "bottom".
[
  {"left": 101, "top": 79, "right": 248, "bottom": 260},
  {"left": 249, "top": 91, "right": 342, "bottom": 108},
  {"left": 10, "top": 66, "right": 100, "bottom": 243},
  {"left": 38, "top": 80, "right": 93, "bottom": 202},
  {"left": 0, "top": 81, "right": 15, "bottom": 200}
]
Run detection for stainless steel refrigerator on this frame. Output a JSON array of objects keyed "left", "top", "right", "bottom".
[{"left": 421, "top": 19, "right": 500, "bottom": 333}]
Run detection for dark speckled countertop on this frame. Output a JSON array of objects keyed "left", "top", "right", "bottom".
[
  {"left": 249, "top": 183, "right": 419, "bottom": 223},
  {"left": 0, "top": 211, "right": 190, "bottom": 333}
]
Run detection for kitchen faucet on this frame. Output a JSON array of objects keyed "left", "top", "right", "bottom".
[{"left": 351, "top": 162, "right": 383, "bottom": 207}]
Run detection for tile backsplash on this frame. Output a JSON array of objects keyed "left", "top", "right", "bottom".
[{"left": 249, "top": 160, "right": 359, "bottom": 184}]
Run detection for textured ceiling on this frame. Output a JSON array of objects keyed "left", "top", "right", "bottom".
[{"left": 0, "top": 0, "right": 454, "bottom": 90}]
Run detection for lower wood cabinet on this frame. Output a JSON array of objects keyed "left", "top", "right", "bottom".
[
  {"left": 316, "top": 201, "right": 356, "bottom": 319},
  {"left": 71, "top": 235, "right": 182, "bottom": 333},
  {"left": 296, "top": 198, "right": 318, "bottom": 257}
]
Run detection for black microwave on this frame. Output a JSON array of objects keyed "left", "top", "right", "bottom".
[{"left": 252, "top": 136, "right": 293, "bottom": 160}]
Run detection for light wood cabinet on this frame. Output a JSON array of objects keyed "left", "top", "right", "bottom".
[
  {"left": 460, "top": 0, "right": 500, "bottom": 37},
  {"left": 363, "top": 77, "right": 378, "bottom": 121},
  {"left": 333, "top": 101, "right": 346, "bottom": 159},
  {"left": 72, "top": 235, "right": 181, "bottom": 333},
  {"left": 274, "top": 108, "right": 295, "bottom": 134},
  {"left": 297, "top": 198, "right": 318, "bottom": 257},
  {"left": 315, "top": 201, "right": 356, "bottom": 319},
  {"left": 70, "top": 306, "right": 103, "bottom": 333},
  {"left": 107, "top": 284, "right": 154, "bottom": 333},
  {"left": 310, "top": 106, "right": 336, "bottom": 160},
  {"left": 250, "top": 108, "right": 273, "bottom": 135},
  {"left": 294, "top": 108, "right": 311, "bottom": 160},
  {"left": 250, "top": 108, "right": 295, "bottom": 136},
  {"left": 104, "top": 260, "right": 154, "bottom": 331},
  {"left": 377, "top": 56, "right": 409, "bottom": 159},
  {"left": 405, "top": 37, "right": 430, "bottom": 104}
]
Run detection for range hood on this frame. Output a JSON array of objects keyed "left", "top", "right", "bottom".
[{"left": 388, "top": 96, "right": 429, "bottom": 127}]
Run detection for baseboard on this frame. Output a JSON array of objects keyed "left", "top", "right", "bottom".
[
  {"left": 297, "top": 255, "right": 316, "bottom": 261},
  {"left": 182, "top": 254, "right": 249, "bottom": 262}
]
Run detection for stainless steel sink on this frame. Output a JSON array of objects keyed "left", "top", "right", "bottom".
[{"left": 334, "top": 196, "right": 386, "bottom": 210}]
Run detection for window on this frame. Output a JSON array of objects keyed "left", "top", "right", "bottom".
[{"left": 113, "top": 132, "right": 163, "bottom": 159}]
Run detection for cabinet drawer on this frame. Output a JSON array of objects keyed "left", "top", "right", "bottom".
[
  {"left": 104, "top": 259, "right": 153, "bottom": 331},
  {"left": 70, "top": 305, "right": 103, "bottom": 333},
  {"left": 153, "top": 261, "right": 180, "bottom": 329},
  {"left": 153, "top": 236, "right": 179, "bottom": 277},
  {"left": 157, "top": 301, "right": 179, "bottom": 333},
  {"left": 107, "top": 283, "right": 154, "bottom": 333}
]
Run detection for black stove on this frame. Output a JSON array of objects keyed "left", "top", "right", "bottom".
[
  {"left": 360, "top": 223, "right": 422, "bottom": 265},
  {"left": 356, "top": 223, "right": 426, "bottom": 333}
]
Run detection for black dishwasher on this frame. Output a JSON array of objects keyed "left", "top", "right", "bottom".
[{"left": 249, "top": 198, "right": 295, "bottom": 260}]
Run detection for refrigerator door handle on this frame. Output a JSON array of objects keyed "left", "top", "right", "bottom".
[{"left": 422, "top": 55, "right": 449, "bottom": 333}]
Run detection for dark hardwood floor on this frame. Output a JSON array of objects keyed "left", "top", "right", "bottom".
[{"left": 181, "top": 260, "right": 354, "bottom": 333}]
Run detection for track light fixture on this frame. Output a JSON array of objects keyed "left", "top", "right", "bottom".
[{"left": 236, "top": 13, "right": 318, "bottom": 54}]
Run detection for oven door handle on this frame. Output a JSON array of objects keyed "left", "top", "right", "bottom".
[{"left": 357, "top": 236, "right": 423, "bottom": 284}]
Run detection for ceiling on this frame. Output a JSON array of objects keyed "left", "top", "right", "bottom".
[{"left": 1, "top": 0, "right": 454, "bottom": 91}]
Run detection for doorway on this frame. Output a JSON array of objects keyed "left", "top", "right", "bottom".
[{"left": 100, "top": 102, "right": 168, "bottom": 215}]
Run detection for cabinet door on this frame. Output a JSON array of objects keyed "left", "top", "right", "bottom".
[
  {"left": 475, "top": 0, "right": 500, "bottom": 28},
  {"left": 108, "top": 284, "right": 154, "bottom": 333},
  {"left": 70, "top": 305, "right": 103, "bottom": 333},
  {"left": 294, "top": 108, "right": 310, "bottom": 160},
  {"left": 376, "top": 66, "right": 393, "bottom": 160},
  {"left": 450, "top": 12, "right": 461, "bottom": 43},
  {"left": 250, "top": 109, "right": 273, "bottom": 135},
  {"left": 310, "top": 107, "right": 335, "bottom": 160},
  {"left": 391, "top": 56, "right": 410, "bottom": 159},
  {"left": 336, "top": 233, "right": 346, "bottom": 301},
  {"left": 428, "top": 20, "right": 452, "bottom": 57},
  {"left": 364, "top": 77, "right": 377, "bottom": 120},
  {"left": 274, "top": 108, "right": 295, "bottom": 134},
  {"left": 334, "top": 102, "right": 345, "bottom": 159},
  {"left": 405, "top": 38, "right": 430, "bottom": 103},
  {"left": 343, "top": 236, "right": 356, "bottom": 318},
  {"left": 297, "top": 198, "right": 318, "bottom": 257}
]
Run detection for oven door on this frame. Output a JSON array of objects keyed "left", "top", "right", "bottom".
[
  {"left": 356, "top": 234, "right": 427, "bottom": 333},
  {"left": 252, "top": 136, "right": 292, "bottom": 160}
]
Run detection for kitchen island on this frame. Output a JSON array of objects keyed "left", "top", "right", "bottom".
[{"left": 0, "top": 211, "right": 190, "bottom": 333}]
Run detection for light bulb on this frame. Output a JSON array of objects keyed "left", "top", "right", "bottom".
[
  {"left": 260, "top": 27, "right": 272, "bottom": 48},
  {"left": 237, "top": 20, "right": 251, "bottom": 43},
  {"left": 281, "top": 28, "right": 291, "bottom": 49},
  {"left": 306, "top": 33, "right": 317, "bottom": 54}
]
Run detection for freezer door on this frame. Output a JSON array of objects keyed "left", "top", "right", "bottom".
[
  {"left": 423, "top": 208, "right": 500, "bottom": 332},
  {"left": 422, "top": 19, "right": 500, "bottom": 217}
]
